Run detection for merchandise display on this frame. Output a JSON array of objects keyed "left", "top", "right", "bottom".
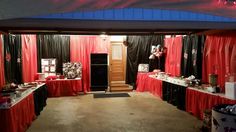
[
  {"left": 138, "top": 64, "right": 149, "bottom": 72},
  {"left": 63, "top": 62, "right": 82, "bottom": 79},
  {"left": 41, "top": 58, "right": 57, "bottom": 77},
  {"left": 0, "top": 82, "right": 43, "bottom": 108}
]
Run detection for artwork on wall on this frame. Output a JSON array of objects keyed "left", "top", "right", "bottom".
[{"left": 63, "top": 62, "right": 82, "bottom": 79}]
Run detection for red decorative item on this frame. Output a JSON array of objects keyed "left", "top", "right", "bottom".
[
  {"left": 46, "top": 76, "right": 57, "bottom": 80},
  {"left": 59, "top": 75, "right": 65, "bottom": 79}
]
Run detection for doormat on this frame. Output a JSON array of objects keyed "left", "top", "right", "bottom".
[{"left": 93, "top": 93, "right": 130, "bottom": 98}]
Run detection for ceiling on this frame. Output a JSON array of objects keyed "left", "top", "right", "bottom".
[
  {"left": 0, "top": 18, "right": 235, "bottom": 35},
  {"left": 1, "top": 0, "right": 236, "bottom": 34},
  {"left": 1, "top": 0, "right": 236, "bottom": 20}
]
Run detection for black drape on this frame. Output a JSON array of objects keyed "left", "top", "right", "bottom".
[
  {"left": 181, "top": 36, "right": 193, "bottom": 77},
  {"left": 33, "top": 84, "right": 47, "bottom": 116},
  {"left": 125, "top": 35, "right": 164, "bottom": 87},
  {"left": 37, "top": 35, "right": 70, "bottom": 74},
  {"left": 181, "top": 35, "right": 205, "bottom": 79},
  {"left": 3, "top": 34, "right": 22, "bottom": 84},
  {"left": 162, "top": 81, "right": 187, "bottom": 110}
]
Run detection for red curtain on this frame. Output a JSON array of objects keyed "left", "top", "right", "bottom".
[
  {"left": 70, "top": 36, "right": 109, "bottom": 93},
  {"left": 0, "top": 35, "right": 5, "bottom": 89},
  {"left": 202, "top": 35, "right": 236, "bottom": 92},
  {"left": 164, "top": 36, "right": 182, "bottom": 76},
  {"left": 22, "top": 35, "right": 38, "bottom": 82}
]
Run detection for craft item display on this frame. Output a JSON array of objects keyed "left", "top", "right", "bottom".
[
  {"left": 138, "top": 64, "right": 149, "bottom": 72},
  {"left": 41, "top": 58, "right": 56, "bottom": 77},
  {"left": 63, "top": 62, "right": 82, "bottom": 79}
]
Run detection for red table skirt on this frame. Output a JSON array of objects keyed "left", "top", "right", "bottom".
[
  {"left": 0, "top": 93, "right": 36, "bottom": 132},
  {"left": 46, "top": 79, "right": 82, "bottom": 97},
  {"left": 136, "top": 73, "right": 162, "bottom": 98},
  {"left": 186, "top": 88, "right": 236, "bottom": 120}
]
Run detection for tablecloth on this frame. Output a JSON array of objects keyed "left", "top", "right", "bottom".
[
  {"left": 46, "top": 79, "right": 82, "bottom": 97},
  {"left": 136, "top": 72, "right": 162, "bottom": 98},
  {"left": 186, "top": 88, "right": 236, "bottom": 120},
  {"left": 0, "top": 93, "right": 35, "bottom": 132}
]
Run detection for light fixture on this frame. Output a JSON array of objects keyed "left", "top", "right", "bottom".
[{"left": 100, "top": 32, "right": 108, "bottom": 41}]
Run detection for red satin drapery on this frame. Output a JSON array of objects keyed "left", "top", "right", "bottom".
[
  {"left": 22, "top": 35, "right": 38, "bottom": 83},
  {"left": 164, "top": 36, "right": 182, "bottom": 76},
  {"left": 202, "top": 35, "right": 236, "bottom": 92},
  {"left": 70, "top": 36, "right": 109, "bottom": 92},
  {"left": 0, "top": 35, "right": 5, "bottom": 89}
]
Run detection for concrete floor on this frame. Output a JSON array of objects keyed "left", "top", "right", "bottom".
[{"left": 27, "top": 92, "right": 202, "bottom": 132}]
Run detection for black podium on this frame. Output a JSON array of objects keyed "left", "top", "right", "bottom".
[{"left": 90, "top": 53, "right": 108, "bottom": 91}]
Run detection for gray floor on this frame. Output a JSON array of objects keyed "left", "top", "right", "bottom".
[{"left": 27, "top": 92, "right": 202, "bottom": 132}]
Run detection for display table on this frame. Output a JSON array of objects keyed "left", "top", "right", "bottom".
[
  {"left": 186, "top": 87, "right": 236, "bottom": 120},
  {"left": 136, "top": 72, "right": 155, "bottom": 92},
  {"left": 32, "top": 84, "right": 47, "bottom": 116},
  {"left": 43, "top": 78, "right": 82, "bottom": 97},
  {"left": 136, "top": 72, "right": 187, "bottom": 110},
  {"left": 136, "top": 72, "right": 163, "bottom": 98},
  {"left": 0, "top": 93, "right": 35, "bottom": 132},
  {"left": 162, "top": 81, "right": 187, "bottom": 110}
]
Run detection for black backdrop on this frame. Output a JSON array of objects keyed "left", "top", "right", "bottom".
[
  {"left": 125, "top": 35, "right": 164, "bottom": 88},
  {"left": 37, "top": 35, "right": 70, "bottom": 74},
  {"left": 3, "top": 34, "right": 22, "bottom": 83},
  {"left": 181, "top": 35, "right": 205, "bottom": 79}
]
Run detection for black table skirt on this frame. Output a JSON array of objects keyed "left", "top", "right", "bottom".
[
  {"left": 33, "top": 84, "right": 47, "bottom": 116},
  {"left": 162, "top": 81, "right": 186, "bottom": 110}
]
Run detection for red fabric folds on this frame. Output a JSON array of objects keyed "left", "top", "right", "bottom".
[
  {"left": 0, "top": 93, "right": 35, "bottom": 132},
  {"left": 70, "top": 36, "right": 109, "bottom": 92},
  {"left": 136, "top": 72, "right": 154, "bottom": 92},
  {"left": 0, "top": 35, "right": 5, "bottom": 89},
  {"left": 45, "top": 79, "right": 82, "bottom": 97},
  {"left": 202, "top": 35, "right": 236, "bottom": 92},
  {"left": 22, "top": 35, "right": 38, "bottom": 82},
  {"left": 136, "top": 72, "right": 163, "bottom": 98},
  {"left": 186, "top": 88, "right": 236, "bottom": 120},
  {"left": 164, "top": 36, "right": 182, "bottom": 76}
]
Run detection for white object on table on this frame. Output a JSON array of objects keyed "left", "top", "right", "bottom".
[{"left": 225, "top": 82, "right": 236, "bottom": 100}]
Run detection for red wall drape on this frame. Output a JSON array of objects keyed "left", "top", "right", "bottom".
[
  {"left": 22, "top": 35, "right": 38, "bottom": 82},
  {"left": 0, "top": 35, "right": 5, "bottom": 89},
  {"left": 164, "top": 36, "right": 182, "bottom": 76},
  {"left": 202, "top": 35, "right": 236, "bottom": 92},
  {"left": 70, "top": 36, "right": 109, "bottom": 93}
]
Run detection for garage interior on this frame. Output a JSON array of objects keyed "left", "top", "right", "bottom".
[{"left": 0, "top": 1, "right": 236, "bottom": 132}]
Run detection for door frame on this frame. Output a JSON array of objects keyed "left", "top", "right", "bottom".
[{"left": 109, "top": 40, "right": 127, "bottom": 85}]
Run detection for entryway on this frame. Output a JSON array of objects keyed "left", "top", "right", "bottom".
[{"left": 109, "top": 36, "right": 132, "bottom": 92}]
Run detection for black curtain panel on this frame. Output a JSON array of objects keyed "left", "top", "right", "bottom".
[
  {"left": 125, "top": 35, "right": 164, "bottom": 87},
  {"left": 181, "top": 35, "right": 205, "bottom": 79},
  {"left": 37, "top": 35, "right": 70, "bottom": 74},
  {"left": 3, "top": 34, "right": 22, "bottom": 84},
  {"left": 181, "top": 36, "right": 193, "bottom": 77},
  {"left": 191, "top": 35, "right": 205, "bottom": 79}
]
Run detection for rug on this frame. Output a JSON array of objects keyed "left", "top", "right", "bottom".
[{"left": 93, "top": 93, "right": 130, "bottom": 98}]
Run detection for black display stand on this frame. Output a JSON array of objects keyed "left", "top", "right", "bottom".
[{"left": 90, "top": 53, "right": 108, "bottom": 91}]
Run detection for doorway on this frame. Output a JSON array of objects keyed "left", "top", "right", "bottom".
[{"left": 109, "top": 36, "right": 132, "bottom": 92}]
